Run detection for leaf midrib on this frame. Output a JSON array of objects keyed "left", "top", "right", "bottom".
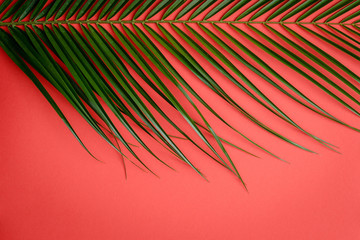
[{"left": 0, "top": 20, "right": 358, "bottom": 27}]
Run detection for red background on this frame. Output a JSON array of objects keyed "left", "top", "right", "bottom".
[{"left": 1, "top": 3, "right": 360, "bottom": 240}]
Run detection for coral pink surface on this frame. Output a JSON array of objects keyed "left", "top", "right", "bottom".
[{"left": 1, "top": 22, "right": 360, "bottom": 240}]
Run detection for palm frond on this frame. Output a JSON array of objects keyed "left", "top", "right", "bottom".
[{"left": 1, "top": 0, "right": 360, "bottom": 187}]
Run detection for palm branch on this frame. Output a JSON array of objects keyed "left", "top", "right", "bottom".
[{"left": 1, "top": 0, "right": 360, "bottom": 188}]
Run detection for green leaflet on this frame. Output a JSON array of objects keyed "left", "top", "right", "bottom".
[
  {"left": 205, "top": 0, "right": 233, "bottom": 20},
  {"left": 107, "top": 0, "right": 127, "bottom": 20},
  {"left": 236, "top": 0, "right": 270, "bottom": 20},
  {"left": 162, "top": 0, "right": 186, "bottom": 20},
  {"left": 76, "top": 0, "right": 96, "bottom": 19},
  {"left": 267, "top": 0, "right": 299, "bottom": 21},
  {"left": 221, "top": 0, "right": 250, "bottom": 20},
  {"left": 250, "top": 0, "right": 283, "bottom": 21},
  {"left": 119, "top": 0, "right": 145, "bottom": 19},
  {"left": 134, "top": 0, "right": 156, "bottom": 19},
  {"left": 146, "top": 0, "right": 174, "bottom": 20},
  {"left": 66, "top": 0, "right": 85, "bottom": 20},
  {"left": 176, "top": 0, "right": 204, "bottom": 20},
  {"left": 87, "top": 0, "right": 107, "bottom": 19},
  {"left": 190, "top": 0, "right": 217, "bottom": 20}
]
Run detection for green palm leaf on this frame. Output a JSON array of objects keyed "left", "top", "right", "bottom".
[{"left": 1, "top": 0, "right": 359, "bottom": 188}]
